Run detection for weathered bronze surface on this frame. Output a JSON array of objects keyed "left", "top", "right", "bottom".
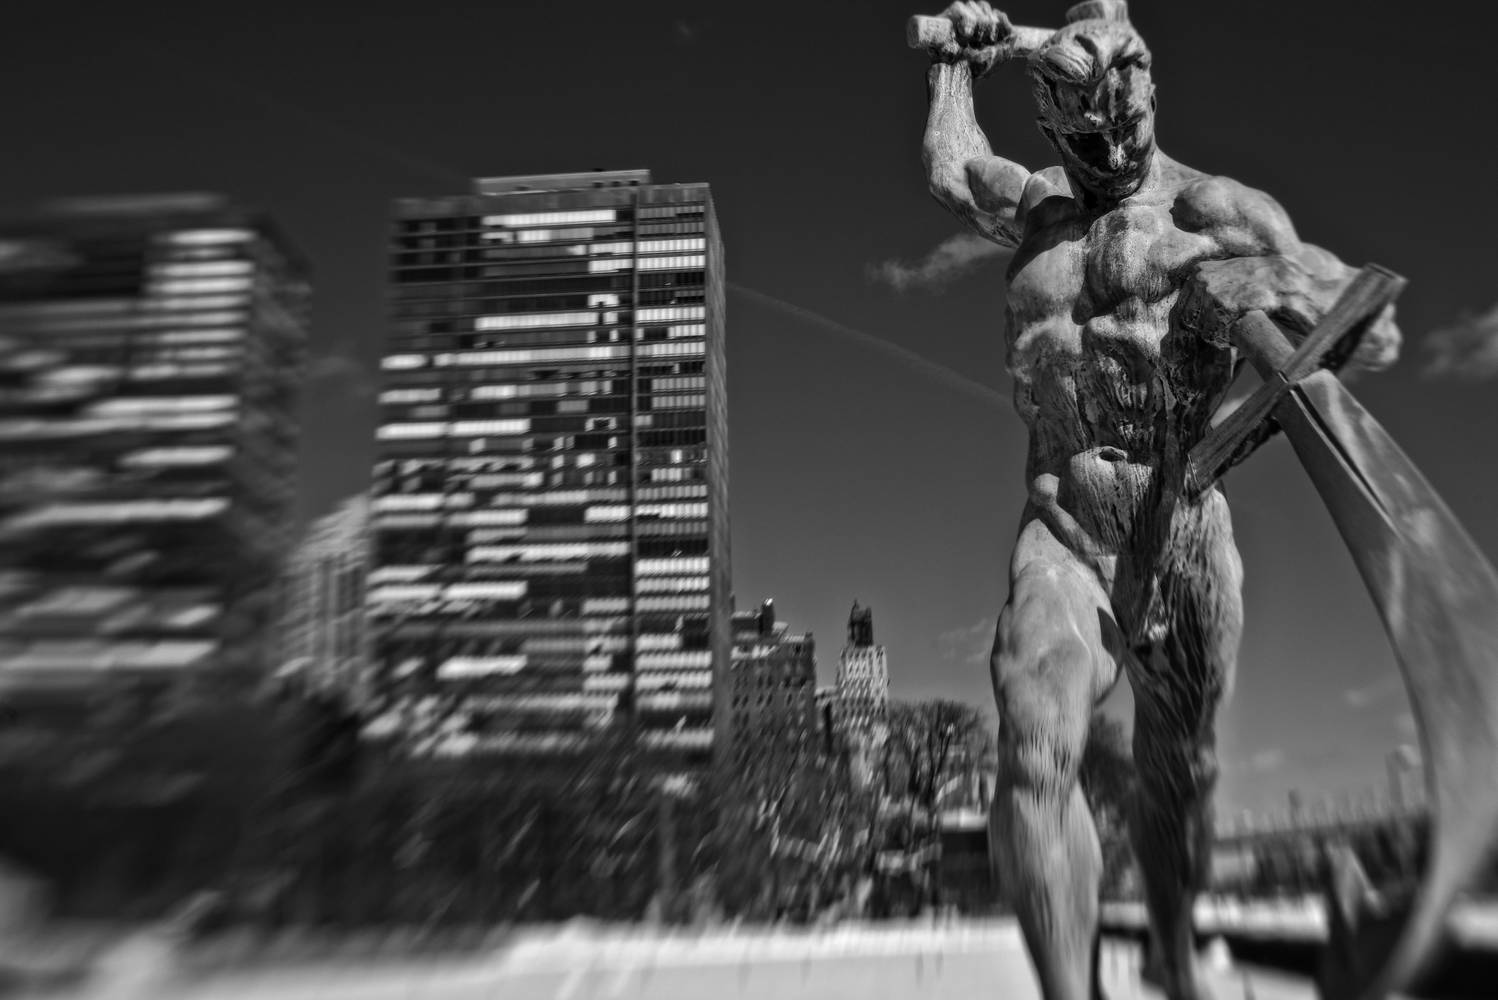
[{"left": 903, "top": 3, "right": 1498, "bottom": 999}]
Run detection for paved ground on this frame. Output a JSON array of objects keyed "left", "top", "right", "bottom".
[
  {"left": 13, "top": 920, "right": 1331, "bottom": 1000},
  {"left": 22, "top": 896, "right": 1498, "bottom": 999}
]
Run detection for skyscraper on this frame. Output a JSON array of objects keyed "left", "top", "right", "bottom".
[
  {"left": 836, "top": 601, "right": 889, "bottom": 735},
  {"left": 277, "top": 494, "right": 371, "bottom": 706},
  {"left": 0, "top": 194, "right": 309, "bottom": 700},
  {"left": 367, "top": 170, "right": 729, "bottom": 765}
]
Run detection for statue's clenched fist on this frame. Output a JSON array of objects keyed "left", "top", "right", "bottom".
[
  {"left": 937, "top": 1, "right": 1013, "bottom": 72},
  {"left": 1175, "top": 256, "right": 1399, "bottom": 371}
]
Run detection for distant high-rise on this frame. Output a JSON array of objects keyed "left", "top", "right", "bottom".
[
  {"left": 728, "top": 599, "right": 817, "bottom": 761},
  {"left": 836, "top": 600, "right": 889, "bottom": 734},
  {"left": 367, "top": 170, "right": 730, "bottom": 764},
  {"left": 0, "top": 194, "right": 309, "bottom": 697},
  {"left": 277, "top": 494, "right": 371, "bottom": 706}
]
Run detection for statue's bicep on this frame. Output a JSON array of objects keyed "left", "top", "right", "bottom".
[{"left": 966, "top": 156, "right": 1031, "bottom": 223}]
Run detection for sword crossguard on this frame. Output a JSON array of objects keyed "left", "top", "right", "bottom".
[{"left": 1184, "top": 266, "right": 1407, "bottom": 499}]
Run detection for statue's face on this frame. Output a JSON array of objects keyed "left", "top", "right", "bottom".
[
  {"left": 1041, "top": 83, "right": 1157, "bottom": 201},
  {"left": 1031, "top": 26, "right": 1158, "bottom": 204}
]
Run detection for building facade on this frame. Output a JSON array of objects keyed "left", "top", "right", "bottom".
[
  {"left": 277, "top": 494, "right": 371, "bottom": 707},
  {"left": 0, "top": 194, "right": 309, "bottom": 699},
  {"left": 835, "top": 602, "right": 890, "bottom": 787},
  {"left": 728, "top": 599, "right": 817, "bottom": 762},
  {"left": 366, "top": 170, "right": 730, "bottom": 764},
  {"left": 836, "top": 601, "right": 889, "bottom": 734}
]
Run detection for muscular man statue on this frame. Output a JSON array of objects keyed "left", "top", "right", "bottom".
[{"left": 920, "top": 3, "right": 1400, "bottom": 998}]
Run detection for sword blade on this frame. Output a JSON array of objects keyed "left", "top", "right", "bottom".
[{"left": 1273, "top": 370, "right": 1498, "bottom": 1000}]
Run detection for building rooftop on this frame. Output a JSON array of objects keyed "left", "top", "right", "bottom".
[{"left": 473, "top": 169, "right": 653, "bottom": 195}]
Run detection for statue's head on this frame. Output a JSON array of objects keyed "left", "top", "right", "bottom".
[{"left": 1029, "top": 1, "right": 1156, "bottom": 201}]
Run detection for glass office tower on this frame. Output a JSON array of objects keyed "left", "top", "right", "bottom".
[
  {"left": 0, "top": 194, "right": 309, "bottom": 700},
  {"left": 369, "top": 170, "right": 729, "bottom": 765}
]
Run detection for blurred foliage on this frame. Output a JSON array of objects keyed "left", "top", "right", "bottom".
[
  {"left": 708, "top": 714, "right": 878, "bottom": 921},
  {"left": 0, "top": 689, "right": 1022, "bottom": 929},
  {"left": 0, "top": 685, "right": 290, "bottom": 920}
]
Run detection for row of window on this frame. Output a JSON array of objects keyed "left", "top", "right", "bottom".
[
  {"left": 376, "top": 419, "right": 532, "bottom": 440},
  {"left": 382, "top": 344, "right": 632, "bottom": 369},
  {"left": 380, "top": 399, "right": 704, "bottom": 426},
  {"left": 378, "top": 341, "right": 710, "bottom": 374},
  {"left": 391, "top": 274, "right": 634, "bottom": 299}
]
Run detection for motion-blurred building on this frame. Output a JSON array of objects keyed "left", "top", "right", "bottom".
[
  {"left": 727, "top": 598, "right": 817, "bottom": 763},
  {"left": 836, "top": 601, "right": 889, "bottom": 733},
  {"left": 366, "top": 170, "right": 730, "bottom": 765},
  {"left": 276, "top": 494, "right": 371, "bottom": 708},
  {"left": 814, "top": 684, "right": 840, "bottom": 753},
  {"left": 0, "top": 194, "right": 309, "bottom": 702},
  {"left": 832, "top": 602, "right": 891, "bottom": 787}
]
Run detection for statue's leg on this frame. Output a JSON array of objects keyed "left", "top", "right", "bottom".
[
  {"left": 1126, "top": 496, "right": 1243, "bottom": 1000},
  {"left": 991, "top": 518, "right": 1122, "bottom": 1000}
]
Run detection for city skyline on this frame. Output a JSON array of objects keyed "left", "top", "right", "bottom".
[{"left": 5, "top": 0, "right": 1498, "bottom": 813}]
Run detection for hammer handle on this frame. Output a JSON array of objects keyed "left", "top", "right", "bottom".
[{"left": 907, "top": 15, "right": 1053, "bottom": 59}]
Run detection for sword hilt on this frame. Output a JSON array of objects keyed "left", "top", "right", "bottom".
[{"left": 1184, "top": 266, "right": 1407, "bottom": 499}]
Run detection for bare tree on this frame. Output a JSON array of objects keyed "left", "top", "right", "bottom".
[{"left": 879, "top": 699, "right": 995, "bottom": 909}]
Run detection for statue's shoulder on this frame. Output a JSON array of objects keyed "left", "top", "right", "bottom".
[
  {"left": 1015, "top": 166, "right": 1074, "bottom": 229},
  {"left": 1172, "top": 171, "right": 1287, "bottom": 242}
]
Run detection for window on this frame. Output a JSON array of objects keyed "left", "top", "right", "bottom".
[
  {"left": 483, "top": 209, "right": 617, "bottom": 227},
  {"left": 638, "top": 255, "right": 704, "bottom": 271}
]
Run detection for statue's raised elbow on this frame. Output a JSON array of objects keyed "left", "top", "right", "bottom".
[{"left": 923, "top": 154, "right": 969, "bottom": 209}]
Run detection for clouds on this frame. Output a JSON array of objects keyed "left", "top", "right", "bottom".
[
  {"left": 1244, "top": 748, "right": 1286, "bottom": 774},
  {"left": 1391, "top": 738, "right": 1420, "bottom": 766},
  {"left": 868, "top": 233, "right": 1012, "bottom": 293},
  {"left": 1342, "top": 674, "right": 1402, "bottom": 710},
  {"left": 1223, "top": 747, "right": 1287, "bottom": 776},
  {"left": 1421, "top": 301, "right": 1498, "bottom": 379},
  {"left": 938, "top": 617, "right": 994, "bottom": 666}
]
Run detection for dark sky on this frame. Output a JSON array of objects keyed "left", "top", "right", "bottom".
[{"left": 6, "top": 0, "right": 1498, "bottom": 814}]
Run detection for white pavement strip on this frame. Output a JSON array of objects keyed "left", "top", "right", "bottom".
[
  {"left": 56, "top": 921, "right": 1037, "bottom": 1000},
  {"left": 499, "top": 919, "right": 1027, "bottom": 974},
  {"left": 46, "top": 906, "right": 1498, "bottom": 1000}
]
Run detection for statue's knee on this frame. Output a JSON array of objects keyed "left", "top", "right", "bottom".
[
  {"left": 1000, "top": 700, "right": 1087, "bottom": 794},
  {"left": 992, "top": 622, "right": 1093, "bottom": 693}
]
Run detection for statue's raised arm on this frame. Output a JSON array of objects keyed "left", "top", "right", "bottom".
[{"left": 918, "top": 2, "right": 1039, "bottom": 247}]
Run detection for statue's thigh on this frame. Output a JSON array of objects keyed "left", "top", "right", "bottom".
[
  {"left": 1134, "top": 499, "right": 1246, "bottom": 715},
  {"left": 992, "top": 519, "right": 1123, "bottom": 740}
]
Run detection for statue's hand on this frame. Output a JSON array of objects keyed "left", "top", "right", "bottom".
[
  {"left": 1178, "top": 256, "right": 1401, "bottom": 371},
  {"left": 936, "top": 1, "right": 1014, "bottom": 75},
  {"left": 1176, "top": 256, "right": 1327, "bottom": 349}
]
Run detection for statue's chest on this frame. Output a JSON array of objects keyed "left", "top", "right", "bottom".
[{"left": 1081, "top": 204, "right": 1213, "bottom": 306}]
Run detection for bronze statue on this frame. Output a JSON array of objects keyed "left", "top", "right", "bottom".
[
  {"left": 913, "top": 2, "right": 1498, "bottom": 998},
  {"left": 912, "top": 2, "right": 1411, "bottom": 998}
]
